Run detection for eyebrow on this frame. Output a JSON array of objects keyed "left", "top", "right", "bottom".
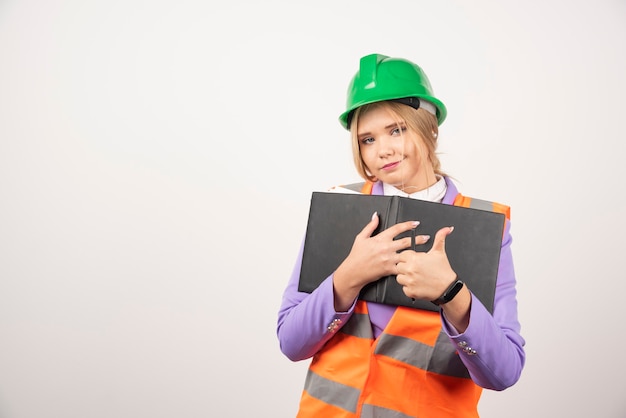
[{"left": 358, "top": 122, "right": 405, "bottom": 139}]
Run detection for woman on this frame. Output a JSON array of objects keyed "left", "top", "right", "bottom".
[{"left": 277, "top": 53, "right": 525, "bottom": 418}]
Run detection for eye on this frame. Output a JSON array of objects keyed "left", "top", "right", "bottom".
[
  {"left": 360, "top": 136, "right": 375, "bottom": 145},
  {"left": 391, "top": 126, "right": 407, "bottom": 136}
]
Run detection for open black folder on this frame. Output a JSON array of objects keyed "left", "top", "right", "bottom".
[{"left": 298, "top": 192, "right": 505, "bottom": 313}]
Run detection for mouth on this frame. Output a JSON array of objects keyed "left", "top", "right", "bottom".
[{"left": 382, "top": 160, "right": 402, "bottom": 170}]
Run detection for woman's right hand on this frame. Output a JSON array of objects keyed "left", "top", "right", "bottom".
[{"left": 332, "top": 212, "right": 424, "bottom": 311}]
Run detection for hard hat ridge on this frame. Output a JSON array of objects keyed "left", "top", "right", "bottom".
[{"left": 339, "top": 53, "right": 447, "bottom": 130}]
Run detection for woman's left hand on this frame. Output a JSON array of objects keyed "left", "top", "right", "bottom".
[
  {"left": 396, "top": 226, "right": 457, "bottom": 301},
  {"left": 397, "top": 225, "right": 472, "bottom": 331}
]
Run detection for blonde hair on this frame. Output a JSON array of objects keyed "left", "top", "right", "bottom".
[{"left": 349, "top": 101, "right": 446, "bottom": 183}]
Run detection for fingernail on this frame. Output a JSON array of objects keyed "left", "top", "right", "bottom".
[
  {"left": 412, "top": 221, "right": 420, "bottom": 228},
  {"left": 372, "top": 211, "right": 378, "bottom": 221},
  {"left": 449, "top": 226, "right": 455, "bottom": 233}
]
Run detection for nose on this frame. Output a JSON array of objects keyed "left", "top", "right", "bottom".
[{"left": 377, "top": 136, "right": 395, "bottom": 158}]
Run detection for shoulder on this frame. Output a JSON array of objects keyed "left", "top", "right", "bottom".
[
  {"left": 453, "top": 193, "right": 511, "bottom": 219},
  {"left": 327, "top": 181, "right": 371, "bottom": 194},
  {"left": 443, "top": 177, "right": 510, "bottom": 219}
]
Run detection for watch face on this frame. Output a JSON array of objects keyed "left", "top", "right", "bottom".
[{"left": 445, "top": 280, "right": 464, "bottom": 301}]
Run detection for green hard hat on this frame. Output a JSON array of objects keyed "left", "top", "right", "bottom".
[{"left": 339, "top": 53, "right": 447, "bottom": 129}]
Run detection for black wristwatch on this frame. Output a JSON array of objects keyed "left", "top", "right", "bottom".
[{"left": 431, "top": 278, "right": 464, "bottom": 306}]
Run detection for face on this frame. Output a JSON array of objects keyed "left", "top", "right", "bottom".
[{"left": 357, "top": 106, "right": 435, "bottom": 193}]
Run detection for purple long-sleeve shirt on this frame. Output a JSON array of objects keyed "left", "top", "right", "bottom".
[{"left": 277, "top": 178, "right": 526, "bottom": 390}]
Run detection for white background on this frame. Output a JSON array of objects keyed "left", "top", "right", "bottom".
[{"left": 1, "top": 1, "right": 625, "bottom": 417}]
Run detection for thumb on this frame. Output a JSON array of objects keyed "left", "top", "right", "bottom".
[{"left": 430, "top": 226, "right": 454, "bottom": 253}]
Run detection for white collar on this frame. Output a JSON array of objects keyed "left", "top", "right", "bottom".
[{"left": 383, "top": 176, "right": 447, "bottom": 203}]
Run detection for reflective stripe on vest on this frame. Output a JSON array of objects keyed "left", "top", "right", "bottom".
[
  {"left": 453, "top": 194, "right": 511, "bottom": 220},
  {"left": 297, "top": 180, "right": 509, "bottom": 418},
  {"left": 340, "top": 181, "right": 374, "bottom": 194},
  {"left": 303, "top": 369, "right": 361, "bottom": 414}
]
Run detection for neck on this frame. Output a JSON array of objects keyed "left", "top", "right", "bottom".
[{"left": 396, "top": 171, "right": 438, "bottom": 194}]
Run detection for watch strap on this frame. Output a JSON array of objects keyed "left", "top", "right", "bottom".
[{"left": 431, "top": 278, "right": 464, "bottom": 306}]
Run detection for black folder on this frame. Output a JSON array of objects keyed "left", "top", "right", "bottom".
[{"left": 298, "top": 192, "right": 505, "bottom": 313}]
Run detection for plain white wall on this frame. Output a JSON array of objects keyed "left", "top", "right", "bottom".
[{"left": 1, "top": 0, "right": 625, "bottom": 417}]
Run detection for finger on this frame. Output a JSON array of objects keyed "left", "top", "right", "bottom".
[
  {"left": 357, "top": 211, "right": 381, "bottom": 239},
  {"left": 380, "top": 220, "right": 420, "bottom": 240},
  {"left": 411, "top": 234, "right": 431, "bottom": 246},
  {"left": 397, "top": 247, "right": 417, "bottom": 264},
  {"left": 392, "top": 234, "right": 430, "bottom": 252},
  {"left": 430, "top": 226, "right": 454, "bottom": 253}
]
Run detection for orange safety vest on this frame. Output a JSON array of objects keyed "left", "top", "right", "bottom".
[{"left": 297, "top": 181, "right": 510, "bottom": 418}]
